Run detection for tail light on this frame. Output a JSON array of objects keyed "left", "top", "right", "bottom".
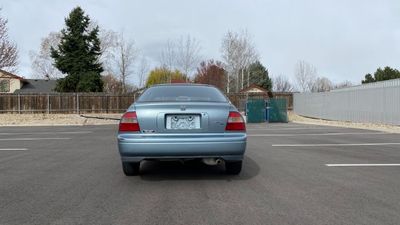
[
  {"left": 225, "top": 111, "right": 246, "bottom": 131},
  {"left": 119, "top": 112, "right": 140, "bottom": 132}
]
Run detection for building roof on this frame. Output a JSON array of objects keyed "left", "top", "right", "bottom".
[
  {"left": 0, "top": 69, "right": 25, "bottom": 80},
  {"left": 153, "top": 83, "right": 210, "bottom": 87},
  {"left": 240, "top": 84, "right": 269, "bottom": 93},
  {"left": 14, "top": 79, "right": 57, "bottom": 93}
]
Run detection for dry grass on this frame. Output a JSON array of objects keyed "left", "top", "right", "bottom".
[
  {"left": 288, "top": 111, "right": 400, "bottom": 134},
  {"left": 2, "top": 112, "right": 399, "bottom": 133},
  {"left": 0, "top": 113, "right": 122, "bottom": 126}
]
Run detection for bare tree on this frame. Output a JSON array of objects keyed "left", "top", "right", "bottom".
[
  {"left": 108, "top": 32, "right": 138, "bottom": 93},
  {"left": 294, "top": 60, "right": 317, "bottom": 92},
  {"left": 241, "top": 35, "right": 258, "bottom": 90},
  {"left": 102, "top": 73, "right": 123, "bottom": 93},
  {"left": 158, "top": 35, "right": 202, "bottom": 82},
  {"left": 29, "top": 32, "right": 62, "bottom": 79},
  {"left": 102, "top": 72, "right": 137, "bottom": 94},
  {"left": 137, "top": 56, "right": 149, "bottom": 88},
  {"left": 311, "top": 77, "right": 333, "bottom": 92},
  {"left": 221, "top": 31, "right": 237, "bottom": 93},
  {"left": 273, "top": 75, "right": 294, "bottom": 92},
  {"left": 175, "top": 35, "right": 201, "bottom": 78},
  {"left": 159, "top": 39, "right": 176, "bottom": 73},
  {"left": 221, "top": 30, "right": 258, "bottom": 93},
  {"left": 0, "top": 9, "right": 18, "bottom": 72},
  {"left": 97, "top": 29, "right": 118, "bottom": 69},
  {"left": 334, "top": 80, "right": 353, "bottom": 89}
]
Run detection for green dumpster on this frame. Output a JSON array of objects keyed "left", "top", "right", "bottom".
[
  {"left": 246, "top": 99, "right": 266, "bottom": 123},
  {"left": 269, "top": 98, "right": 288, "bottom": 123}
]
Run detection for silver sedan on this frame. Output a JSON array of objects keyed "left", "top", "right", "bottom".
[{"left": 117, "top": 84, "right": 247, "bottom": 176}]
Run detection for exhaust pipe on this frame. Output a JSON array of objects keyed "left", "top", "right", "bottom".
[{"left": 202, "top": 158, "right": 223, "bottom": 166}]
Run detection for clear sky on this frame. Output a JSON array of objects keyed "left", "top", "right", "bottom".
[{"left": 1, "top": 0, "right": 399, "bottom": 85}]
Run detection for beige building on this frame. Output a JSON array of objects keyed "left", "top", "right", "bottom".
[
  {"left": 240, "top": 84, "right": 269, "bottom": 94},
  {"left": 0, "top": 69, "right": 57, "bottom": 93},
  {"left": 240, "top": 84, "right": 294, "bottom": 110},
  {"left": 0, "top": 69, "right": 24, "bottom": 93}
]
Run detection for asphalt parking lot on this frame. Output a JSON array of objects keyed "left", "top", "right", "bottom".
[{"left": 1, "top": 123, "right": 400, "bottom": 225}]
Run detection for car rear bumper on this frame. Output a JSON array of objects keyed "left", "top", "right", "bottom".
[{"left": 117, "top": 132, "right": 246, "bottom": 162}]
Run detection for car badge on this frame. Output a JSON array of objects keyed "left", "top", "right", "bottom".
[
  {"left": 142, "top": 130, "right": 155, "bottom": 133},
  {"left": 180, "top": 106, "right": 186, "bottom": 111}
]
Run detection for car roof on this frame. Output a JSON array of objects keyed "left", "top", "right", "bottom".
[{"left": 150, "top": 83, "right": 215, "bottom": 88}]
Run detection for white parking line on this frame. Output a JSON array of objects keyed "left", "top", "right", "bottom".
[
  {"left": 247, "top": 127, "right": 341, "bottom": 131},
  {"left": 272, "top": 143, "right": 400, "bottom": 147},
  {"left": 0, "top": 138, "right": 71, "bottom": 141},
  {"left": 326, "top": 164, "right": 400, "bottom": 167},
  {"left": 0, "top": 148, "right": 28, "bottom": 151},
  {"left": 0, "top": 131, "right": 92, "bottom": 135},
  {"left": 248, "top": 132, "right": 385, "bottom": 137}
]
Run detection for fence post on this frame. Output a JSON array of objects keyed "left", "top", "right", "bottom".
[
  {"left": 76, "top": 93, "right": 80, "bottom": 114},
  {"left": 18, "top": 94, "right": 21, "bottom": 114},
  {"left": 47, "top": 94, "right": 49, "bottom": 114},
  {"left": 47, "top": 94, "right": 50, "bottom": 114},
  {"left": 106, "top": 95, "right": 109, "bottom": 113},
  {"left": 116, "top": 95, "right": 119, "bottom": 113}
]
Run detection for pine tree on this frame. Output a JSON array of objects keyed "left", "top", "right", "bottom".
[
  {"left": 51, "top": 7, "right": 103, "bottom": 92},
  {"left": 362, "top": 67, "right": 400, "bottom": 84},
  {"left": 247, "top": 61, "right": 272, "bottom": 91}
]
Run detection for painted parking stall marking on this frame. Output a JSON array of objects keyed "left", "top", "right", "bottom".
[
  {"left": 272, "top": 143, "right": 400, "bottom": 147},
  {"left": 247, "top": 127, "right": 344, "bottom": 131},
  {"left": 0, "top": 137, "right": 71, "bottom": 141},
  {"left": 248, "top": 132, "right": 386, "bottom": 137},
  {"left": 0, "top": 131, "right": 92, "bottom": 136},
  {"left": 0, "top": 148, "right": 28, "bottom": 151},
  {"left": 326, "top": 164, "right": 400, "bottom": 167}
]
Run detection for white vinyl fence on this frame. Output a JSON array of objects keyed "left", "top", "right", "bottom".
[{"left": 294, "top": 79, "right": 400, "bottom": 125}]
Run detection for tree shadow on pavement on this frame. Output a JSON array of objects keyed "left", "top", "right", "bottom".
[{"left": 138, "top": 156, "right": 259, "bottom": 181}]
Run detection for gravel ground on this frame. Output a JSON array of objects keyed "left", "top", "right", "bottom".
[
  {"left": 289, "top": 111, "right": 400, "bottom": 133},
  {"left": 0, "top": 113, "right": 121, "bottom": 126},
  {"left": 1, "top": 112, "right": 399, "bottom": 134}
]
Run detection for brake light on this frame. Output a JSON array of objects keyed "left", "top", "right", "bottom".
[
  {"left": 119, "top": 112, "right": 140, "bottom": 132},
  {"left": 225, "top": 111, "right": 246, "bottom": 131}
]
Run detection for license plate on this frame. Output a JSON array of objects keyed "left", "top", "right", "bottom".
[{"left": 166, "top": 115, "right": 201, "bottom": 130}]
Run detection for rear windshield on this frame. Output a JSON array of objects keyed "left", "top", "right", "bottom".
[{"left": 137, "top": 86, "right": 228, "bottom": 103}]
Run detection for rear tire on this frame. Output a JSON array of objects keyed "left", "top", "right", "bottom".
[
  {"left": 122, "top": 162, "right": 140, "bottom": 176},
  {"left": 225, "top": 161, "right": 242, "bottom": 175}
]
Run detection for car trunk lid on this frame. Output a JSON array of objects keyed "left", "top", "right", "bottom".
[{"left": 133, "top": 102, "right": 230, "bottom": 133}]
